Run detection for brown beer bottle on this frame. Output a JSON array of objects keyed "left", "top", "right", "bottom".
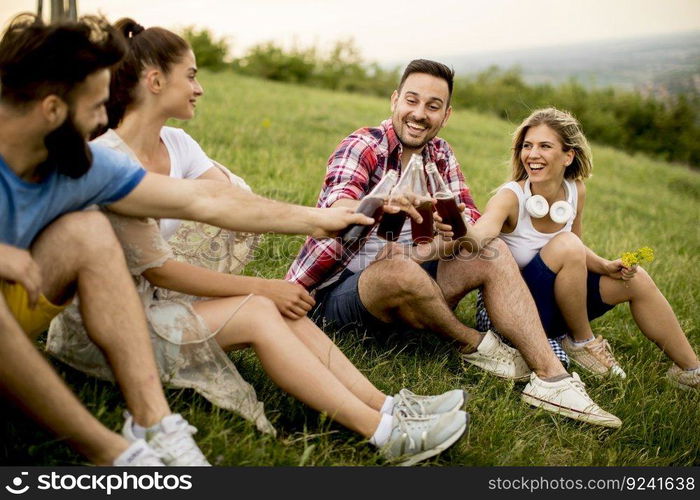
[
  {"left": 340, "top": 169, "right": 397, "bottom": 248},
  {"left": 426, "top": 162, "right": 467, "bottom": 239},
  {"left": 376, "top": 154, "right": 422, "bottom": 241},
  {"left": 408, "top": 156, "right": 434, "bottom": 244}
]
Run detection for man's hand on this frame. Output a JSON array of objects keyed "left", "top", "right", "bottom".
[
  {"left": 383, "top": 193, "right": 423, "bottom": 223},
  {"left": 434, "top": 212, "right": 455, "bottom": 241},
  {"left": 0, "top": 244, "right": 42, "bottom": 308},
  {"left": 308, "top": 206, "right": 374, "bottom": 239},
  {"left": 258, "top": 279, "right": 315, "bottom": 320}
]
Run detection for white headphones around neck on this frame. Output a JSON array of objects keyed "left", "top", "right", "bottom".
[{"left": 524, "top": 179, "right": 575, "bottom": 224}]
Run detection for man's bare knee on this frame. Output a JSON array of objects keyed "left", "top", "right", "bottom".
[
  {"left": 464, "top": 238, "right": 519, "bottom": 274},
  {"left": 50, "top": 211, "right": 117, "bottom": 248},
  {"left": 30, "top": 211, "right": 127, "bottom": 304},
  {"left": 362, "top": 256, "right": 434, "bottom": 306},
  {"left": 35, "top": 211, "right": 121, "bottom": 260}
]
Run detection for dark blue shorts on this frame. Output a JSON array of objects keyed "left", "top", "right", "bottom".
[
  {"left": 312, "top": 260, "right": 440, "bottom": 332},
  {"left": 521, "top": 252, "right": 615, "bottom": 338}
]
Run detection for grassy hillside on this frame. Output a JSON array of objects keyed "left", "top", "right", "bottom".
[{"left": 3, "top": 71, "right": 698, "bottom": 466}]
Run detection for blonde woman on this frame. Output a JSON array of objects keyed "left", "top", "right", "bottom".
[{"left": 465, "top": 108, "right": 698, "bottom": 389}]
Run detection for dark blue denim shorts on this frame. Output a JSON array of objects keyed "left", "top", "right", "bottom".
[
  {"left": 521, "top": 252, "right": 615, "bottom": 338},
  {"left": 312, "top": 260, "right": 439, "bottom": 331}
]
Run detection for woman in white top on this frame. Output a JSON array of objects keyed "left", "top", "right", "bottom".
[
  {"left": 47, "top": 19, "right": 468, "bottom": 465},
  {"left": 465, "top": 108, "right": 698, "bottom": 389}
]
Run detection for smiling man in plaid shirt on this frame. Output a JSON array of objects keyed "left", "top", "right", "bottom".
[{"left": 286, "top": 60, "right": 622, "bottom": 428}]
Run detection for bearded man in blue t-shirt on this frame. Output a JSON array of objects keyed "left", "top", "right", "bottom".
[{"left": 0, "top": 15, "right": 369, "bottom": 466}]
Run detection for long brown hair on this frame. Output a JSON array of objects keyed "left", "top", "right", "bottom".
[{"left": 105, "top": 18, "right": 189, "bottom": 130}]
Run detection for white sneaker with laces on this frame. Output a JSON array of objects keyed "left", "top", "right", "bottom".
[
  {"left": 561, "top": 335, "right": 626, "bottom": 378},
  {"left": 123, "top": 413, "right": 211, "bottom": 466},
  {"left": 381, "top": 409, "right": 469, "bottom": 466},
  {"left": 460, "top": 330, "right": 531, "bottom": 381},
  {"left": 521, "top": 372, "right": 622, "bottom": 428},
  {"left": 393, "top": 388, "right": 466, "bottom": 417},
  {"left": 113, "top": 439, "right": 164, "bottom": 466}
]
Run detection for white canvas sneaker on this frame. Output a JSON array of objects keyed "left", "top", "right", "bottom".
[
  {"left": 123, "top": 413, "right": 211, "bottom": 466},
  {"left": 460, "top": 330, "right": 531, "bottom": 381},
  {"left": 381, "top": 409, "right": 469, "bottom": 466},
  {"left": 113, "top": 439, "right": 165, "bottom": 466},
  {"left": 521, "top": 372, "right": 622, "bottom": 428},
  {"left": 393, "top": 388, "right": 467, "bottom": 417}
]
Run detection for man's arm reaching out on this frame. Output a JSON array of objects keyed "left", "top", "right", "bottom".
[{"left": 108, "top": 173, "right": 373, "bottom": 238}]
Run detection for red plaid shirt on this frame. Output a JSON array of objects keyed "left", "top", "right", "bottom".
[{"left": 286, "top": 119, "right": 481, "bottom": 291}]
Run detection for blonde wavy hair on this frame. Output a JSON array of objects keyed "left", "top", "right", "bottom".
[{"left": 511, "top": 107, "right": 593, "bottom": 182}]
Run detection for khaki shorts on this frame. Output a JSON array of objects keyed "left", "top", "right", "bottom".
[{"left": 1, "top": 280, "right": 67, "bottom": 337}]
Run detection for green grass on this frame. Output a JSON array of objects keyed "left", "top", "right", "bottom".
[{"left": 2, "top": 71, "right": 699, "bottom": 466}]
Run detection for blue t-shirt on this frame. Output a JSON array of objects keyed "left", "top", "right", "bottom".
[{"left": 0, "top": 143, "right": 146, "bottom": 249}]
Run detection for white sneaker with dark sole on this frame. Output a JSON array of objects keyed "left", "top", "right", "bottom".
[
  {"left": 521, "top": 372, "right": 622, "bottom": 428},
  {"left": 382, "top": 409, "right": 469, "bottom": 466}
]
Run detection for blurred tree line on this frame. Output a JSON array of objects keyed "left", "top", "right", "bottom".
[
  {"left": 451, "top": 67, "right": 700, "bottom": 167},
  {"left": 183, "top": 27, "right": 700, "bottom": 168}
]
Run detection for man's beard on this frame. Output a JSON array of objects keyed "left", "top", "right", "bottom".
[
  {"left": 392, "top": 115, "right": 434, "bottom": 151},
  {"left": 38, "top": 116, "right": 93, "bottom": 179}
]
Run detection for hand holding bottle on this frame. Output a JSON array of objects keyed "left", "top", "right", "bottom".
[
  {"left": 340, "top": 170, "right": 398, "bottom": 248},
  {"left": 377, "top": 154, "right": 426, "bottom": 242},
  {"left": 426, "top": 162, "right": 467, "bottom": 239}
]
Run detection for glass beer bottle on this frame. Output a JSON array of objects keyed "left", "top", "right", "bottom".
[
  {"left": 340, "top": 169, "right": 397, "bottom": 248},
  {"left": 409, "top": 158, "right": 435, "bottom": 244},
  {"left": 376, "top": 154, "right": 422, "bottom": 242},
  {"left": 426, "top": 162, "right": 467, "bottom": 239}
]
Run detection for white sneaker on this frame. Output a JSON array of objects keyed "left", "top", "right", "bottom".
[
  {"left": 460, "top": 330, "right": 531, "bottom": 381},
  {"left": 123, "top": 413, "right": 211, "bottom": 466},
  {"left": 393, "top": 388, "right": 466, "bottom": 417},
  {"left": 381, "top": 409, "right": 469, "bottom": 466},
  {"left": 521, "top": 372, "right": 622, "bottom": 428},
  {"left": 113, "top": 439, "right": 164, "bottom": 466},
  {"left": 666, "top": 364, "right": 700, "bottom": 391}
]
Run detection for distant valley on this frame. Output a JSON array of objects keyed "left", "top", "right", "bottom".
[{"left": 437, "top": 31, "right": 700, "bottom": 97}]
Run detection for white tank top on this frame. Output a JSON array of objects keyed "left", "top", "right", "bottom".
[{"left": 498, "top": 179, "right": 578, "bottom": 269}]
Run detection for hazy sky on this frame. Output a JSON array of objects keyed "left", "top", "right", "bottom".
[{"left": 2, "top": 0, "right": 699, "bottom": 61}]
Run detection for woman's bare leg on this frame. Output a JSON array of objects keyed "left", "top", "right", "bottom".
[
  {"left": 599, "top": 268, "right": 699, "bottom": 370},
  {"left": 284, "top": 316, "right": 387, "bottom": 411},
  {"left": 192, "top": 296, "right": 381, "bottom": 437}
]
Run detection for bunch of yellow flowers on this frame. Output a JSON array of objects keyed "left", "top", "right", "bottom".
[{"left": 621, "top": 246, "right": 655, "bottom": 268}]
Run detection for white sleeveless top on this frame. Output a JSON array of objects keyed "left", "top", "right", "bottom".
[{"left": 498, "top": 179, "right": 578, "bottom": 269}]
